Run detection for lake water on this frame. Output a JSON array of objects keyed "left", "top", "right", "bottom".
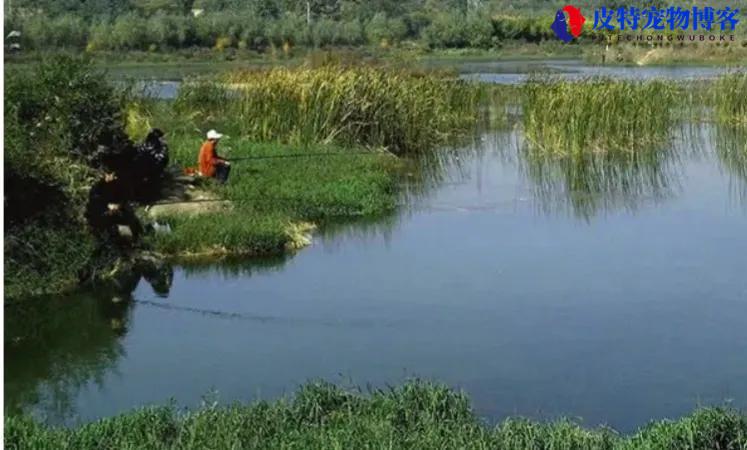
[
  {"left": 6, "top": 123, "right": 747, "bottom": 433},
  {"left": 136, "top": 59, "right": 745, "bottom": 98}
]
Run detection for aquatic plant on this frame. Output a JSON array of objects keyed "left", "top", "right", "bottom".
[
  {"left": 522, "top": 76, "right": 678, "bottom": 156},
  {"left": 176, "top": 64, "right": 484, "bottom": 155},
  {"left": 6, "top": 380, "right": 747, "bottom": 449},
  {"left": 713, "top": 72, "right": 747, "bottom": 124}
]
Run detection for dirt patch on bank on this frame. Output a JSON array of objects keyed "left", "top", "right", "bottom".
[{"left": 144, "top": 174, "right": 232, "bottom": 219}]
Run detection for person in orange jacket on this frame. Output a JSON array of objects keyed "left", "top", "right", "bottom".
[{"left": 198, "top": 129, "right": 231, "bottom": 183}]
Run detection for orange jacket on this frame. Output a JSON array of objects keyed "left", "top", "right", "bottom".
[{"left": 198, "top": 140, "right": 222, "bottom": 177}]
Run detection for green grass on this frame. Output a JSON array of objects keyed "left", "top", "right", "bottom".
[
  {"left": 6, "top": 380, "right": 747, "bottom": 449},
  {"left": 522, "top": 76, "right": 679, "bottom": 156},
  {"left": 4, "top": 225, "right": 100, "bottom": 299},
  {"left": 145, "top": 137, "right": 401, "bottom": 257}
]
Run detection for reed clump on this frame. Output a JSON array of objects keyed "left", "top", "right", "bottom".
[
  {"left": 713, "top": 72, "right": 747, "bottom": 124},
  {"left": 522, "top": 76, "right": 678, "bottom": 156},
  {"left": 175, "top": 64, "right": 484, "bottom": 155}
]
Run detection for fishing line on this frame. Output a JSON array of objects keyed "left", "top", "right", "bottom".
[{"left": 133, "top": 299, "right": 403, "bottom": 328}]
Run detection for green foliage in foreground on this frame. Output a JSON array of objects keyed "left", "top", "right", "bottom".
[
  {"left": 6, "top": 381, "right": 747, "bottom": 449},
  {"left": 522, "top": 76, "right": 679, "bottom": 156}
]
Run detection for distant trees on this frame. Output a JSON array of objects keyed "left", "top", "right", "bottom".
[{"left": 6, "top": 0, "right": 639, "bottom": 52}]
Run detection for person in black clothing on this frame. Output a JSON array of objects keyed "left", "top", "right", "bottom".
[
  {"left": 134, "top": 128, "right": 169, "bottom": 180},
  {"left": 86, "top": 128, "right": 170, "bottom": 247},
  {"left": 132, "top": 128, "right": 170, "bottom": 202},
  {"left": 86, "top": 172, "right": 142, "bottom": 246}
]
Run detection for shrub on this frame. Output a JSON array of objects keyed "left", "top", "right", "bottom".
[
  {"left": 4, "top": 58, "right": 133, "bottom": 299},
  {"left": 366, "top": 13, "right": 408, "bottom": 47}
]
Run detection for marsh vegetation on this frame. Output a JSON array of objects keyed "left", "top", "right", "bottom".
[
  {"left": 521, "top": 76, "right": 679, "bottom": 156},
  {"left": 713, "top": 73, "right": 747, "bottom": 125}
]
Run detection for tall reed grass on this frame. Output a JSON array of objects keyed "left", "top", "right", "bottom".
[
  {"left": 175, "top": 64, "right": 484, "bottom": 155},
  {"left": 522, "top": 76, "right": 678, "bottom": 155},
  {"left": 713, "top": 72, "right": 747, "bottom": 124}
]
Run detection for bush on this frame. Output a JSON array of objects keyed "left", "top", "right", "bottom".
[
  {"left": 4, "top": 58, "right": 133, "bottom": 299},
  {"left": 21, "top": 14, "right": 88, "bottom": 49},
  {"left": 366, "top": 13, "right": 408, "bottom": 47},
  {"left": 423, "top": 13, "right": 470, "bottom": 48}
]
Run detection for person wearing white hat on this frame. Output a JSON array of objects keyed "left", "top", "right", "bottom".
[{"left": 198, "top": 129, "right": 231, "bottom": 183}]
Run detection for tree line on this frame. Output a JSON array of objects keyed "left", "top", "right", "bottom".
[
  {"left": 4, "top": 0, "right": 598, "bottom": 52},
  {"left": 6, "top": 11, "right": 566, "bottom": 52},
  {"left": 5, "top": 0, "right": 741, "bottom": 52}
]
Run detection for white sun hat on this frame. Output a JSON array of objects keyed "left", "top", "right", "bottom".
[{"left": 206, "top": 129, "right": 224, "bottom": 140}]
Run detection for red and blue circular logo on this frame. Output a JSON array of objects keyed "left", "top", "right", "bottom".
[{"left": 551, "top": 5, "right": 586, "bottom": 42}]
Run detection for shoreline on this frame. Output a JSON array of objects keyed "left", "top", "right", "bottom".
[{"left": 6, "top": 44, "right": 747, "bottom": 74}]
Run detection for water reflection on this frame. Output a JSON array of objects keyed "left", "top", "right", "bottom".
[
  {"left": 714, "top": 124, "right": 747, "bottom": 204},
  {"left": 521, "top": 147, "right": 681, "bottom": 220},
  {"left": 180, "top": 254, "right": 291, "bottom": 278},
  {"left": 514, "top": 121, "right": 747, "bottom": 219},
  {"left": 4, "top": 264, "right": 173, "bottom": 423},
  {"left": 315, "top": 214, "right": 402, "bottom": 250}
]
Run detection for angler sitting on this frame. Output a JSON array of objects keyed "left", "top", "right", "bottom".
[{"left": 198, "top": 129, "right": 231, "bottom": 184}]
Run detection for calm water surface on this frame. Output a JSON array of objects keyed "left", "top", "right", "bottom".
[
  {"left": 6, "top": 124, "right": 747, "bottom": 432},
  {"left": 137, "top": 59, "right": 746, "bottom": 98}
]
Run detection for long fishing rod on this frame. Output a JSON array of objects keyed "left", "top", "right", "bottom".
[
  {"left": 148, "top": 198, "right": 229, "bottom": 206},
  {"left": 226, "top": 150, "right": 396, "bottom": 162}
]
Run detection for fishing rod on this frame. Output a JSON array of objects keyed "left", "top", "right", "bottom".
[
  {"left": 147, "top": 198, "right": 229, "bottom": 206},
  {"left": 226, "top": 150, "right": 396, "bottom": 162}
]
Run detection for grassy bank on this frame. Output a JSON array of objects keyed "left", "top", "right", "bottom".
[
  {"left": 145, "top": 140, "right": 400, "bottom": 257},
  {"left": 4, "top": 57, "right": 484, "bottom": 294},
  {"left": 583, "top": 42, "right": 747, "bottom": 66},
  {"left": 6, "top": 380, "right": 747, "bottom": 449},
  {"left": 134, "top": 64, "right": 483, "bottom": 258}
]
